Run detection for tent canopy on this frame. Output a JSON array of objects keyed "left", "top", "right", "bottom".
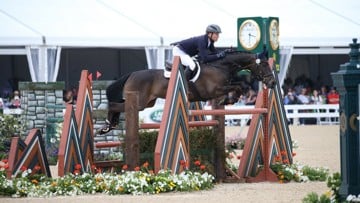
[{"left": 1, "top": 0, "right": 359, "bottom": 47}]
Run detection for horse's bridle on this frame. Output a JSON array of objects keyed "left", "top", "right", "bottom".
[{"left": 235, "top": 58, "right": 273, "bottom": 81}]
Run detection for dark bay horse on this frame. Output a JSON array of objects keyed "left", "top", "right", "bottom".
[{"left": 99, "top": 50, "right": 276, "bottom": 134}]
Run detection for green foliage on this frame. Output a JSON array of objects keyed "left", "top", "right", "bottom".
[
  {"left": 302, "top": 165, "right": 329, "bottom": 181},
  {"left": 0, "top": 114, "right": 27, "bottom": 159},
  {"left": 0, "top": 114, "right": 26, "bottom": 137},
  {"left": 326, "top": 172, "right": 341, "bottom": 202},
  {"left": 270, "top": 163, "right": 329, "bottom": 183},
  {"left": 302, "top": 172, "right": 342, "bottom": 203},
  {"left": 270, "top": 163, "right": 296, "bottom": 182},
  {"left": 0, "top": 168, "right": 214, "bottom": 197},
  {"left": 45, "top": 121, "right": 63, "bottom": 165},
  {"left": 138, "top": 128, "right": 217, "bottom": 175},
  {"left": 302, "top": 192, "right": 331, "bottom": 203}
]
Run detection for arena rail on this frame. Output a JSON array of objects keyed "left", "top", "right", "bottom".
[{"left": 211, "top": 104, "right": 340, "bottom": 125}]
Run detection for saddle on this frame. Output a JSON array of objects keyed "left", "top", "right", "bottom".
[{"left": 164, "top": 58, "right": 201, "bottom": 82}]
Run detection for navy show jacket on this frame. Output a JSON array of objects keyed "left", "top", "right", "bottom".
[{"left": 172, "top": 34, "right": 220, "bottom": 63}]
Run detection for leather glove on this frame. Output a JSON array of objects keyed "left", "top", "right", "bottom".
[
  {"left": 216, "top": 50, "right": 226, "bottom": 58},
  {"left": 224, "top": 48, "right": 233, "bottom": 53}
]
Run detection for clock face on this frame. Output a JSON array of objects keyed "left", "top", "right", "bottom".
[
  {"left": 238, "top": 19, "right": 261, "bottom": 50},
  {"left": 269, "top": 19, "right": 279, "bottom": 50}
]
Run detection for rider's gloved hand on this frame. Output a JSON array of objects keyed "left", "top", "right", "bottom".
[
  {"left": 224, "top": 48, "right": 233, "bottom": 53},
  {"left": 216, "top": 50, "right": 226, "bottom": 58}
]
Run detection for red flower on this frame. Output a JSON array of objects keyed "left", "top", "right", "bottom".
[
  {"left": 142, "top": 161, "right": 149, "bottom": 168},
  {"left": 292, "top": 152, "right": 297, "bottom": 157},
  {"left": 75, "top": 164, "right": 81, "bottom": 170},
  {"left": 4, "top": 163, "right": 9, "bottom": 169},
  {"left": 73, "top": 169, "right": 80, "bottom": 175},
  {"left": 134, "top": 166, "right": 140, "bottom": 171},
  {"left": 122, "top": 164, "right": 128, "bottom": 170},
  {"left": 2, "top": 159, "right": 8, "bottom": 163},
  {"left": 275, "top": 155, "right": 282, "bottom": 162},
  {"left": 280, "top": 150, "right": 287, "bottom": 156},
  {"left": 34, "top": 165, "right": 41, "bottom": 171},
  {"left": 179, "top": 160, "right": 186, "bottom": 166},
  {"left": 237, "top": 155, "right": 242, "bottom": 160},
  {"left": 20, "top": 166, "right": 27, "bottom": 172},
  {"left": 283, "top": 159, "right": 289, "bottom": 164},
  {"left": 194, "top": 160, "right": 201, "bottom": 166},
  {"left": 200, "top": 165, "right": 206, "bottom": 170}
]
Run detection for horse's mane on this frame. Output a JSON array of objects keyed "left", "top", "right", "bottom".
[{"left": 204, "top": 50, "right": 255, "bottom": 68}]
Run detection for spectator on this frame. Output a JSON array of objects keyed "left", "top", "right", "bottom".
[
  {"left": 9, "top": 90, "right": 21, "bottom": 108},
  {"left": 0, "top": 97, "right": 3, "bottom": 109},
  {"left": 234, "top": 94, "right": 247, "bottom": 106},
  {"left": 245, "top": 88, "right": 257, "bottom": 105},
  {"left": 319, "top": 85, "right": 328, "bottom": 104},
  {"left": 71, "top": 86, "right": 78, "bottom": 103},
  {"left": 223, "top": 91, "right": 237, "bottom": 105},
  {"left": 296, "top": 87, "right": 311, "bottom": 125},
  {"left": 63, "top": 89, "right": 76, "bottom": 105},
  {"left": 284, "top": 90, "right": 301, "bottom": 105},
  {"left": 327, "top": 87, "right": 339, "bottom": 104},
  {"left": 283, "top": 89, "right": 301, "bottom": 125},
  {"left": 310, "top": 89, "right": 323, "bottom": 105},
  {"left": 297, "top": 87, "right": 310, "bottom": 104}
]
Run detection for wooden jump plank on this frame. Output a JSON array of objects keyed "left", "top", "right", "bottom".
[
  {"left": 95, "top": 141, "right": 122, "bottom": 148},
  {"left": 140, "top": 120, "right": 219, "bottom": 129},
  {"left": 190, "top": 108, "right": 268, "bottom": 116}
]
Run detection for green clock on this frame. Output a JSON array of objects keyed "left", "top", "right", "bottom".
[
  {"left": 237, "top": 17, "right": 280, "bottom": 72},
  {"left": 269, "top": 19, "right": 279, "bottom": 50},
  {"left": 238, "top": 19, "right": 261, "bottom": 51}
]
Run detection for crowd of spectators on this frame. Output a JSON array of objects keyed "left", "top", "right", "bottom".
[
  {"left": 282, "top": 78, "right": 339, "bottom": 106},
  {"left": 217, "top": 74, "right": 340, "bottom": 126},
  {"left": 282, "top": 75, "right": 339, "bottom": 125},
  {"left": 221, "top": 74, "right": 339, "bottom": 107}
]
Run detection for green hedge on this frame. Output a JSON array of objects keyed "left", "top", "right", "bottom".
[{"left": 139, "top": 127, "right": 217, "bottom": 175}]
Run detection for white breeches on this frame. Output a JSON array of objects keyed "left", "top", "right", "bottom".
[{"left": 172, "top": 46, "right": 196, "bottom": 70}]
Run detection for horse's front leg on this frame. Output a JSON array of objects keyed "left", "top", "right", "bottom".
[{"left": 98, "top": 102, "right": 125, "bottom": 135}]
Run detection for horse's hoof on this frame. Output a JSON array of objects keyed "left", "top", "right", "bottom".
[{"left": 97, "top": 127, "right": 114, "bottom": 135}]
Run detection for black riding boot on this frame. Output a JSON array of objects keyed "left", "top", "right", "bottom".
[{"left": 184, "top": 66, "right": 195, "bottom": 81}]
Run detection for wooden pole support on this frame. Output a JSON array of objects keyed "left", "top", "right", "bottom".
[{"left": 125, "top": 91, "right": 140, "bottom": 169}]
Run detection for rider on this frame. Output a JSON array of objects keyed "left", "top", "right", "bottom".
[{"left": 171, "top": 24, "right": 226, "bottom": 80}]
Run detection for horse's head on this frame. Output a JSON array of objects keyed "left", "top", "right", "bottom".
[{"left": 221, "top": 49, "right": 276, "bottom": 88}]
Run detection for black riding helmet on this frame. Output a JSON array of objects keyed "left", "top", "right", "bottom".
[{"left": 206, "top": 24, "right": 222, "bottom": 33}]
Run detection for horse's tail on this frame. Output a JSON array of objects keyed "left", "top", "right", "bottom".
[{"left": 106, "top": 72, "right": 132, "bottom": 103}]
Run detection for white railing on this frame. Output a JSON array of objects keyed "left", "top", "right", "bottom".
[
  {"left": 2, "top": 108, "right": 23, "bottom": 115},
  {"left": 284, "top": 104, "right": 339, "bottom": 125},
  {"left": 139, "top": 101, "right": 340, "bottom": 126},
  {"left": 204, "top": 104, "right": 340, "bottom": 126}
]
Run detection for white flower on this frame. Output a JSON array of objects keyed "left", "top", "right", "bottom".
[{"left": 50, "top": 138, "right": 56, "bottom": 143}]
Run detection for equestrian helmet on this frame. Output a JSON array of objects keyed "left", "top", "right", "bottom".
[{"left": 206, "top": 24, "right": 222, "bottom": 33}]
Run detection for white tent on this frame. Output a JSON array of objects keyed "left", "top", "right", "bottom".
[{"left": 1, "top": 0, "right": 359, "bottom": 83}]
